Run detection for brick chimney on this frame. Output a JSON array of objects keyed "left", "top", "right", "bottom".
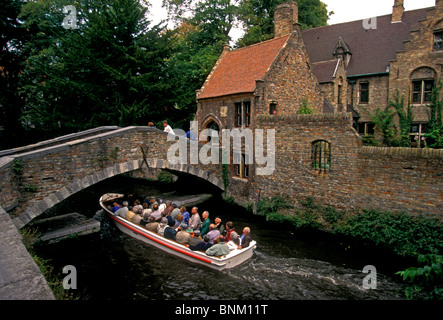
[
  {"left": 274, "top": 1, "right": 299, "bottom": 38},
  {"left": 392, "top": 0, "right": 404, "bottom": 23}
]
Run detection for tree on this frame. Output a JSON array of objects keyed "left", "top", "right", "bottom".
[
  {"left": 236, "top": 0, "right": 330, "bottom": 47},
  {"left": 19, "top": 0, "right": 175, "bottom": 139},
  {"left": 0, "top": 0, "right": 28, "bottom": 148}
]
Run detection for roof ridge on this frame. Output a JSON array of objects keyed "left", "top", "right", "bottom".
[
  {"left": 302, "top": 7, "right": 433, "bottom": 33},
  {"left": 232, "top": 35, "right": 290, "bottom": 52}
]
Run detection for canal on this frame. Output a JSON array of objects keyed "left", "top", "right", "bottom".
[{"left": 33, "top": 174, "right": 412, "bottom": 300}]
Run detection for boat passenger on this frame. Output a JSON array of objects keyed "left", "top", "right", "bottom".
[
  {"left": 132, "top": 208, "right": 143, "bottom": 225},
  {"left": 180, "top": 206, "right": 190, "bottom": 225},
  {"left": 150, "top": 204, "right": 162, "bottom": 221},
  {"left": 205, "top": 235, "right": 230, "bottom": 256},
  {"left": 112, "top": 202, "right": 121, "bottom": 213},
  {"left": 188, "top": 207, "right": 201, "bottom": 231},
  {"left": 187, "top": 234, "right": 212, "bottom": 252},
  {"left": 163, "top": 219, "right": 177, "bottom": 241},
  {"left": 176, "top": 229, "right": 191, "bottom": 245},
  {"left": 170, "top": 204, "right": 180, "bottom": 220},
  {"left": 214, "top": 216, "right": 225, "bottom": 235},
  {"left": 238, "top": 227, "right": 252, "bottom": 249},
  {"left": 133, "top": 199, "right": 143, "bottom": 213},
  {"left": 224, "top": 221, "right": 239, "bottom": 244},
  {"left": 125, "top": 206, "right": 136, "bottom": 221},
  {"left": 146, "top": 196, "right": 158, "bottom": 210},
  {"left": 174, "top": 214, "right": 188, "bottom": 230},
  {"left": 206, "top": 224, "right": 220, "bottom": 244},
  {"left": 162, "top": 200, "right": 174, "bottom": 216},
  {"left": 200, "top": 211, "right": 211, "bottom": 236},
  {"left": 157, "top": 217, "right": 168, "bottom": 236},
  {"left": 188, "top": 230, "right": 202, "bottom": 246},
  {"left": 114, "top": 201, "right": 129, "bottom": 218},
  {"left": 145, "top": 216, "right": 159, "bottom": 233}
]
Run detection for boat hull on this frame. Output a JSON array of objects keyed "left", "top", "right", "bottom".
[{"left": 100, "top": 194, "right": 256, "bottom": 271}]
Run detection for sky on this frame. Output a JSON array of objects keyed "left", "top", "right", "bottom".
[{"left": 147, "top": 0, "right": 437, "bottom": 40}]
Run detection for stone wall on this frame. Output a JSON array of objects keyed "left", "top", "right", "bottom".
[{"left": 239, "top": 112, "right": 443, "bottom": 218}]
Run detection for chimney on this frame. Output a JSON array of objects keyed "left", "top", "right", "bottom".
[
  {"left": 274, "top": 1, "right": 299, "bottom": 38},
  {"left": 392, "top": 0, "right": 404, "bottom": 23}
]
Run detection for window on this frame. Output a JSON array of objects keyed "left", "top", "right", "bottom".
[
  {"left": 311, "top": 140, "right": 331, "bottom": 172},
  {"left": 234, "top": 152, "right": 250, "bottom": 179},
  {"left": 433, "top": 31, "right": 443, "bottom": 51},
  {"left": 410, "top": 122, "right": 428, "bottom": 148},
  {"left": 359, "top": 82, "right": 369, "bottom": 104},
  {"left": 269, "top": 103, "right": 277, "bottom": 115},
  {"left": 358, "top": 122, "right": 375, "bottom": 136},
  {"left": 235, "top": 101, "right": 251, "bottom": 127},
  {"left": 412, "top": 80, "right": 434, "bottom": 104}
]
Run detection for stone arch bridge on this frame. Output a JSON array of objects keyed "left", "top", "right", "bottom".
[{"left": 0, "top": 126, "right": 225, "bottom": 230}]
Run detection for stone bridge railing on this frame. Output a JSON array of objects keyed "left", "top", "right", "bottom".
[{"left": 0, "top": 126, "right": 224, "bottom": 229}]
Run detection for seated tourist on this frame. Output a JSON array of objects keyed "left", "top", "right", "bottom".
[
  {"left": 145, "top": 216, "right": 159, "bottom": 233},
  {"left": 133, "top": 199, "right": 143, "bottom": 213},
  {"left": 162, "top": 200, "right": 174, "bottom": 216},
  {"left": 188, "top": 230, "right": 202, "bottom": 246},
  {"left": 114, "top": 201, "right": 129, "bottom": 218},
  {"left": 214, "top": 216, "right": 225, "bottom": 235},
  {"left": 206, "top": 235, "right": 230, "bottom": 256},
  {"left": 150, "top": 204, "right": 162, "bottom": 221},
  {"left": 125, "top": 206, "right": 136, "bottom": 221},
  {"left": 157, "top": 217, "right": 168, "bottom": 236},
  {"left": 238, "top": 227, "right": 252, "bottom": 249},
  {"left": 188, "top": 207, "right": 202, "bottom": 231},
  {"left": 174, "top": 214, "right": 188, "bottom": 230},
  {"left": 206, "top": 224, "right": 220, "bottom": 244},
  {"left": 180, "top": 206, "right": 190, "bottom": 225},
  {"left": 176, "top": 229, "right": 191, "bottom": 245},
  {"left": 132, "top": 208, "right": 143, "bottom": 225},
  {"left": 112, "top": 202, "right": 121, "bottom": 213},
  {"left": 170, "top": 204, "right": 180, "bottom": 220},
  {"left": 188, "top": 234, "right": 213, "bottom": 252},
  {"left": 163, "top": 220, "right": 177, "bottom": 241},
  {"left": 200, "top": 211, "right": 211, "bottom": 236},
  {"left": 224, "top": 221, "right": 238, "bottom": 243}
]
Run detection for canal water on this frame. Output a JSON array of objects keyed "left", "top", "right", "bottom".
[{"left": 34, "top": 175, "right": 412, "bottom": 300}]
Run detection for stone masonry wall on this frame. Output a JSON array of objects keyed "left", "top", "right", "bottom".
[{"left": 247, "top": 112, "right": 442, "bottom": 218}]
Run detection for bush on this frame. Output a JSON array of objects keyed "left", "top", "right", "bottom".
[{"left": 333, "top": 209, "right": 443, "bottom": 257}]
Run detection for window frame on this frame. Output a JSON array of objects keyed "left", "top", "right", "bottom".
[
  {"left": 311, "top": 140, "right": 331, "bottom": 173},
  {"left": 412, "top": 79, "right": 434, "bottom": 105},
  {"left": 234, "top": 101, "right": 251, "bottom": 128},
  {"left": 433, "top": 30, "right": 443, "bottom": 51},
  {"left": 359, "top": 82, "right": 369, "bottom": 104}
]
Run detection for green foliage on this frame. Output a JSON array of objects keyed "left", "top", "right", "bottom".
[
  {"left": 157, "top": 170, "right": 175, "bottom": 184},
  {"left": 333, "top": 209, "right": 443, "bottom": 257},
  {"left": 425, "top": 81, "right": 443, "bottom": 148},
  {"left": 361, "top": 135, "right": 378, "bottom": 146},
  {"left": 363, "top": 105, "right": 398, "bottom": 147},
  {"left": 396, "top": 254, "right": 443, "bottom": 300},
  {"left": 12, "top": 158, "right": 23, "bottom": 176},
  {"left": 297, "top": 96, "right": 315, "bottom": 114},
  {"left": 388, "top": 90, "right": 414, "bottom": 147}
]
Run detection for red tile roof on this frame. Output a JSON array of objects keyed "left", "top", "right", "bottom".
[{"left": 198, "top": 35, "right": 290, "bottom": 99}]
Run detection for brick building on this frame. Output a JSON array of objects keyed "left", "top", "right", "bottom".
[
  {"left": 194, "top": 1, "right": 443, "bottom": 217},
  {"left": 196, "top": 0, "right": 443, "bottom": 146}
]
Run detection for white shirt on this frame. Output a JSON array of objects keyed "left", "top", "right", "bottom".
[{"left": 164, "top": 125, "right": 175, "bottom": 135}]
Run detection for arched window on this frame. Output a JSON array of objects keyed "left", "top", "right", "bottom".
[{"left": 312, "top": 140, "right": 331, "bottom": 172}]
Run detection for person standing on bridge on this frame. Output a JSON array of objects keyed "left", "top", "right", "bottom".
[{"left": 163, "top": 120, "right": 175, "bottom": 135}]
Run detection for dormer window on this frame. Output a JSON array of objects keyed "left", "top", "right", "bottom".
[{"left": 433, "top": 30, "right": 443, "bottom": 51}]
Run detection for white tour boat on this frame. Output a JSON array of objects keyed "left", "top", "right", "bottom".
[{"left": 99, "top": 193, "right": 256, "bottom": 271}]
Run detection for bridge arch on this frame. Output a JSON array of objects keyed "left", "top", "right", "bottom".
[{"left": 13, "top": 158, "right": 224, "bottom": 229}]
